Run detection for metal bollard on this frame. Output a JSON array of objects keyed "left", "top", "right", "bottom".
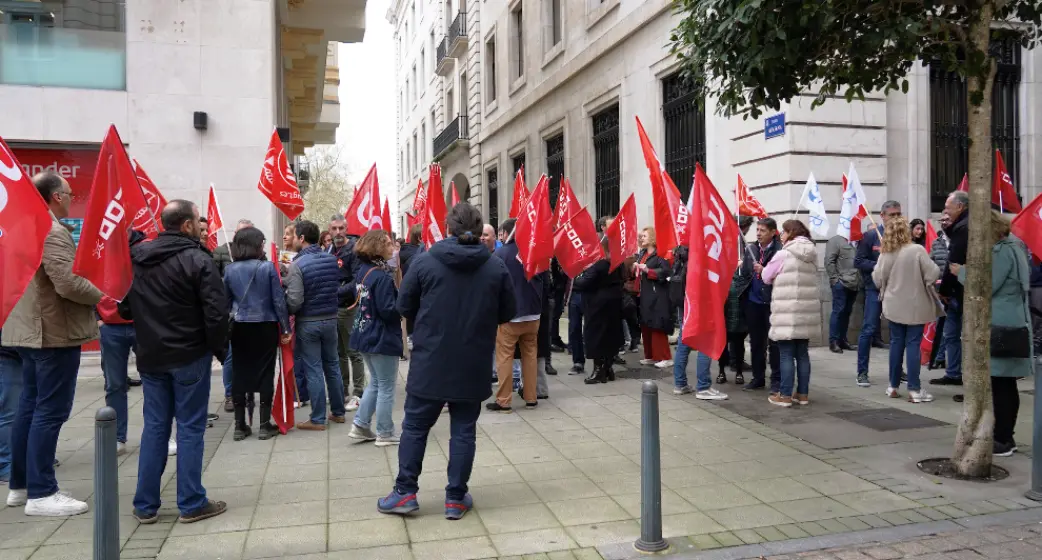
[
  {"left": 635, "top": 381, "right": 669, "bottom": 553},
  {"left": 1027, "top": 370, "right": 1042, "bottom": 501},
  {"left": 94, "top": 407, "right": 120, "bottom": 560}
]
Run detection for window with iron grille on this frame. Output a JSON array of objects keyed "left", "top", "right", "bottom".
[
  {"left": 662, "top": 72, "right": 706, "bottom": 201},
  {"left": 546, "top": 134, "right": 564, "bottom": 210},
  {"left": 593, "top": 104, "right": 620, "bottom": 218},
  {"left": 513, "top": 153, "right": 526, "bottom": 174},
  {"left": 929, "top": 36, "right": 1021, "bottom": 212},
  {"left": 487, "top": 167, "right": 500, "bottom": 228}
]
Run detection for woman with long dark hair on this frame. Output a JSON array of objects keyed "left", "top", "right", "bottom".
[
  {"left": 910, "top": 219, "right": 927, "bottom": 247},
  {"left": 572, "top": 236, "right": 624, "bottom": 384}
]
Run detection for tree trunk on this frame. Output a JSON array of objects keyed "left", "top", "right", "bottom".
[{"left": 951, "top": 2, "right": 997, "bottom": 478}]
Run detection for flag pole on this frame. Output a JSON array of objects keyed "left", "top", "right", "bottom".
[{"left": 793, "top": 180, "right": 810, "bottom": 217}]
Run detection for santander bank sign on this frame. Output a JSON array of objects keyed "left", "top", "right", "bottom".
[{"left": 12, "top": 147, "right": 99, "bottom": 219}]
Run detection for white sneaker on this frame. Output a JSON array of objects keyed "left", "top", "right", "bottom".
[
  {"left": 639, "top": 359, "right": 655, "bottom": 366},
  {"left": 696, "top": 388, "right": 729, "bottom": 401},
  {"left": 345, "top": 396, "right": 361, "bottom": 412},
  {"left": 7, "top": 489, "right": 27, "bottom": 507},
  {"left": 655, "top": 360, "right": 674, "bottom": 369},
  {"left": 885, "top": 387, "right": 900, "bottom": 399},
  {"left": 116, "top": 442, "right": 128, "bottom": 456},
  {"left": 167, "top": 438, "right": 177, "bottom": 456},
  {"left": 673, "top": 385, "right": 693, "bottom": 395},
  {"left": 375, "top": 434, "right": 400, "bottom": 447},
  {"left": 908, "top": 390, "right": 934, "bottom": 403},
  {"left": 24, "top": 492, "right": 88, "bottom": 516}
]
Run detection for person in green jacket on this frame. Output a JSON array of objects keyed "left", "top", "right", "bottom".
[{"left": 954, "top": 210, "right": 1034, "bottom": 457}]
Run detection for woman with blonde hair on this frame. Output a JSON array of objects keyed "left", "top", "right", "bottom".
[
  {"left": 872, "top": 216, "right": 942, "bottom": 403},
  {"left": 634, "top": 227, "right": 673, "bottom": 367}
]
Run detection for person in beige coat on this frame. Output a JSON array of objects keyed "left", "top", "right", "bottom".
[
  {"left": 3, "top": 172, "right": 103, "bottom": 517},
  {"left": 871, "top": 216, "right": 942, "bottom": 403},
  {"left": 762, "top": 220, "right": 820, "bottom": 407}
]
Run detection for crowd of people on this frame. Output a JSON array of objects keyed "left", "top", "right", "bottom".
[{"left": 0, "top": 171, "right": 1035, "bottom": 524}]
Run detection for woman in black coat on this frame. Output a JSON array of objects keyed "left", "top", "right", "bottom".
[
  {"left": 572, "top": 236, "right": 624, "bottom": 384},
  {"left": 635, "top": 227, "right": 674, "bottom": 367}
]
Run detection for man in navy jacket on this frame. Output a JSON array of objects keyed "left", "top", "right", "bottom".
[{"left": 853, "top": 200, "right": 902, "bottom": 388}]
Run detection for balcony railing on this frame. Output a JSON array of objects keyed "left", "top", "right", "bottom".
[
  {"left": 435, "top": 35, "right": 452, "bottom": 76},
  {"left": 446, "top": 11, "right": 467, "bottom": 58},
  {"left": 433, "top": 115, "right": 469, "bottom": 161}
]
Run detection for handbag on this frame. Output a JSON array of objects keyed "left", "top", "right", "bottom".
[
  {"left": 990, "top": 245, "right": 1032, "bottom": 359},
  {"left": 229, "top": 262, "right": 264, "bottom": 336}
]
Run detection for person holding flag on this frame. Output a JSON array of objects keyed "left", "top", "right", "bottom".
[
  {"left": 571, "top": 235, "right": 624, "bottom": 384},
  {"left": 635, "top": 227, "right": 673, "bottom": 369},
  {"left": 4, "top": 173, "right": 104, "bottom": 517}
]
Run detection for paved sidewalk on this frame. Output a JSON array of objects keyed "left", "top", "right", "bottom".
[{"left": 0, "top": 344, "right": 1038, "bottom": 559}]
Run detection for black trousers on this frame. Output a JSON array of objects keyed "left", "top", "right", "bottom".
[
  {"left": 992, "top": 376, "right": 1020, "bottom": 446},
  {"left": 746, "top": 302, "right": 779, "bottom": 388},
  {"left": 719, "top": 332, "right": 748, "bottom": 373},
  {"left": 551, "top": 293, "right": 566, "bottom": 345}
]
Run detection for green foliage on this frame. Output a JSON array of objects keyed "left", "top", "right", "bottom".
[{"left": 669, "top": 0, "right": 1041, "bottom": 118}]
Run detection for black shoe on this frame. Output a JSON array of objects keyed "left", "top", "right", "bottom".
[
  {"left": 741, "top": 360, "right": 753, "bottom": 370},
  {"left": 606, "top": 367, "right": 615, "bottom": 381},
  {"left": 994, "top": 440, "right": 1017, "bottom": 457},
  {"left": 127, "top": 377, "right": 142, "bottom": 387},
  {"left": 613, "top": 355, "right": 625, "bottom": 365},
  {"left": 486, "top": 402, "right": 512, "bottom": 413},
  {"left": 872, "top": 340, "right": 887, "bottom": 349},
  {"left": 525, "top": 401, "right": 538, "bottom": 408},
  {"left": 743, "top": 380, "right": 765, "bottom": 390},
  {"left": 568, "top": 364, "right": 585, "bottom": 375},
  {"left": 929, "top": 376, "right": 963, "bottom": 386},
  {"left": 233, "top": 425, "right": 252, "bottom": 441},
  {"left": 551, "top": 343, "right": 567, "bottom": 353},
  {"left": 829, "top": 341, "right": 843, "bottom": 354},
  {"left": 629, "top": 342, "right": 640, "bottom": 353},
  {"left": 734, "top": 373, "right": 745, "bottom": 385},
  {"left": 953, "top": 394, "right": 964, "bottom": 403},
  {"left": 537, "top": 395, "right": 549, "bottom": 400},
  {"left": 546, "top": 363, "right": 558, "bottom": 376},
  {"left": 838, "top": 341, "right": 855, "bottom": 351},
  {"left": 716, "top": 371, "right": 727, "bottom": 384},
  {"left": 584, "top": 370, "right": 608, "bottom": 385},
  {"left": 258, "top": 422, "right": 279, "bottom": 440}
]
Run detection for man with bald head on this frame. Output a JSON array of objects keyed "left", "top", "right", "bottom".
[
  {"left": 4, "top": 172, "right": 103, "bottom": 516},
  {"left": 480, "top": 224, "right": 497, "bottom": 253}
]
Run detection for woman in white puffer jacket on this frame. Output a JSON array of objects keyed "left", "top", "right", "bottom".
[{"left": 762, "top": 219, "right": 821, "bottom": 408}]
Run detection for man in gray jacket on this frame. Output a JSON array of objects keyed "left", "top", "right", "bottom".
[{"left": 825, "top": 234, "right": 861, "bottom": 354}]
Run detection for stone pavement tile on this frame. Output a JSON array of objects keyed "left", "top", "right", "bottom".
[
  {"left": 891, "top": 540, "right": 937, "bottom": 556},
  {"left": 213, "top": 485, "right": 261, "bottom": 508},
  {"left": 775, "top": 523, "right": 810, "bottom": 539},
  {"left": 268, "top": 448, "right": 328, "bottom": 466},
  {"left": 326, "top": 544, "right": 413, "bottom": 560},
  {"left": 328, "top": 497, "right": 390, "bottom": 522},
  {"left": 587, "top": 425, "right": 641, "bottom": 442},
  {"left": 202, "top": 468, "right": 266, "bottom": 488},
  {"left": 466, "top": 465, "right": 524, "bottom": 487},
  {"left": 732, "top": 528, "right": 766, "bottom": 544},
  {"left": 480, "top": 503, "right": 563, "bottom": 534},
  {"left": 688, "top": 534, "right": 722, "bottom": 550},
  {"left": 854, "top": 514, "right": 892, "bottom": 529},
  {"left": 974, "top": 540, "right": 1042, "bottom": 558},
  {"left": 0, "top": 520, "right": 62, "bottom": 549},
  {"left": 859, "top": 546, "right": 902, "bottom": 560},
  {"left": 933, "top": 504, "right": 971, "bottom": 518},
  {"left": 328, "top": 459, "right": 391, "bottom": 480},
  {"left": 753, "top": 526, "right": 789, "bottom": 541},
  {"left": 893, "top": 509, "right": 930, "bottom": 523},
  {"left": 472, "top": 450, "right": 512, "bottom": 467},
  {"left": 329, "top": 517, "right": 408, "bottom": 550},
  {"left": 590, "top": 475, "right": 640, "bottom": 497},
  {"left": 731, "top": 441, "right": 804, "bottom": 459},
  {"left": 546, "top": 497, "right": 631, "bottom": 526},
  {"left": 987, "top": 498, "right": 1030, "bottom": 511},
  {"left": 565, "top": 520, "right": 640, "bottom": 548},
  {"left": 403, "top": 509, "right": 486, "bottom": 542},
  {"left": 675, "top": 483, "right": 761, "bottom": 511},
  {"left": 918, "top": 497, "right": 954, "bottom": 507},
  {"left": 167, "top": 506, "right": 255, "bottom": 536},
  {"left": 533, "top": 477, "right": 608, "bottom": 500},
  {"left": 662, "top": 512, "right": 725, "bottom": 537},
  {"left": 502, "top": 446, "right": 567, "bottom": 465},
  {"left": 571, "top": 548, "right": 604, "bottom": 560},
  {"left": 736, "top": 478, "right": 822, "bottom": 503},
  {"left": 953, "top": 500, "right": 1008, "bottom": 515},
  {"left": 553, "top": 442, "right": 618, "bottom": 460},
  {"left": 794, "top": 472, "right": 880, "bottom": 496},
  {"left": 243, "top": 524, "right": 326, "bottom": 559},
  {"left": 712, "top": 531, "right": 745, "bottom": 547},
  {"left": 259, "top": 481, "right": 329, "bottom": 504},
  {"left": 515, "top": 460, "right": 584, "bottom": 482},
  {"left": 0, "top": 547, "right": 33, "bottom": 560},
  {"left": 408, "top": 535, "right": 498, "bottom": 560},
  {"left": 705, "top": 504, "right": 793, "bottom": 531},
  {"left": 612, "top": 489, "right": 697, "bottom": 518},
  {"left": 767, "top": 454, "right": 838, "bottom": 475},
  {"left": 570, "top": 457, "right": 639, "bottom": 481},
  {"left": 675, "top": 444, "right": 750, "bottom": 466},
  {"left": 158, "top": 532, "right": 246, "bottom": 560},
  {"left": 490, "top": 528, "right": 578, "bottom": 556},
  {"left": 471, "top": 482, "right": 545, "bottom": 508},
  {"left": 44, "top": 517, "right": 138, "bottom": 545},
  {"left": 252, "top": 499, "right": 327, "bottom": 529},
  {"left": 528, "top": 418, "right": 585, "bottom": 433},
  {"left": 799, "top": 521, "right": 830, "bottom": 536},
  {"left": 23, "top": 543, "right": 91, "bottom": 560},
  {"left": 328, "top": 476, "right": 395, "bottom": 499},
  {"left": 660, "top": 466, "right": 728, "bottom": 489},
  {"left": 914, "top": 507, "right": 951, "bottom": 521},
  {"left": 831, "top": 490, "right": 919, "bottom": 515},
  {"left": 816, "top": 518, "right": 850, "bottom": 534},
  {"left": 705, "top": 460, "right": 787, "bottom": 483},
  {"left": 876, "top": 511, "right": 914, "bottom": 526}
]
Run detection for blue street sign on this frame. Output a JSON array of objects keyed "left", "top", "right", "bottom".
[{"left": 765, "top": 113, "right": 785, "bottom": 139}]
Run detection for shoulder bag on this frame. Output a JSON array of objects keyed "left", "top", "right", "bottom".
[{"left": 991, "top": 245, "right": 1032, "bottom": 359}]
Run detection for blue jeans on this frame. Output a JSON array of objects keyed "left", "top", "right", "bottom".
[
  {"left": 294, "top": 341, "right": 309, "bottom": 402},
  {"left": 100, "top": 323, "right": 135, "bottom": 443},
  {"left": 568, "top": 294, "right": 585, "bottom": 365},
  {"left": 297, "top": 319, "right": 346, "bottom": 424},
  {"left": 857, "top": 288, "right": 881, "bottom": 374},
  {"left": 943, "top": 300, "right": 963, "bottom": 379},
  {"left": 354, "top": 353, "right": 398, "bottom": 437},
  {"left": 889, "top": 322, "right": 924, "bottom": 391},
  {"left": 0, "top": 353, "right": 24, "bottom": 481},
  {"left": 222, "top": 343, "right": 233, "bottom": 397},
  {"left": 829, "top": 284, "right": 857, "bottom": 344},
  {"left": 395, "top": 394, "right": 481, "bottom": 501},
  {"left": 10, "top": 347, "right": 80, "bottom": 498},
  {"left": 778, "top": 340, "right": 811, "bottom": 396},
  {"left": 133, "top": 354, "right": 212, "bottom": 517},
  {"left": 672, "top": 319, "right": 713, "bottom": 391}
]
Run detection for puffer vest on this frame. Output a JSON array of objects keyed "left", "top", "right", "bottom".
[{"left": 294, "top": 245, "right": 340, "bottom": 319}]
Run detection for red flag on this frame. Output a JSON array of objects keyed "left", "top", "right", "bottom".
[
  {"left": 925, "top": 221, "right": 938, "bottom": 250},
  {"left": 450, "top": 181, "right": 460, "bottom": 207},
  {"left": 412, "top": 179, "right": 428, "bottom": 215},
  {"left": 604, "top": 194, "right": 637, "bottom": 272},
  {"left": 920, "top": 321, "right": 937, "bottom": 366},
  {"left": 842, "top": 174, "right": 868, "bottom": 242},
  {"left": 205, "top": 185, "right": 223, "bottom": 251},
  {"left": 508, "top": 166, "right": 528, "bottom": 219},
  {"left": 993, "top": 149, "right": 1021, "bottom": 213},
  {"left": 269, "top": 241, "right": 296, "bottom": 433},
  {"left": 553, "top": 178, "right": 583, "bottom": 232},
  {"left": 681, "top": 163, "right": 740, "bottom": 359},
  {"left": 0, "top": 137, "right": 53, "bottom": 327},
  {"left": 422, "top": 165, "right": 448, "bottom": 248},
  {"left": 406, "top": 211, "right": 421, "bottom": 230},
  {"left": 635, "top": 116, "right": 681, "bottom": 260},
  {"left": 956, "top": 173, "right": 968, "bottom": 192},
  {"left": 130, "top": 160, "right": 166, "bottom": 239},
  {"left": 344, "top": 164, "right": 384, "bottom": 235},
  {"left": 515, "top": 175, "right": 554, "bottom": 279},
  {"left": 73, "top": 125, "right": 149, "bottom": 301},
  {"left": 257, "top": 128, "right": 304, "bottom": 221},
  {"left": 382, "top": 199, "right": 392, "bottom": 235},
  {"left": 553, "top": 208, "right": 603, "bottom": 278},
  {"left": 736, "top": 174, "right": 769, "bottom": 219},
  {"left": 1011, "top": 191, "right": 1042, "bottom": 258}
]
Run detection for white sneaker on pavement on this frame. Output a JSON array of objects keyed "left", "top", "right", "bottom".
[
  {"left": 673, "top": 385, "right": 693, "bottom": 395},
  {"left": 696, "top": 388, "right": 729, "bottom": 401},
  {"left": 345, "top": 396, "right": 361, "bottom": 412},
  {"left": 7, "top": 489, "right": 27, "bottom": 507},
  {"left": 908, "top": 390, "right": 934, "bottom": 403},
  {"left": 654, "top": 360, "right": 674, "bottom": 369},
  {"left": 116, "top": 442, "right": 127, "bottom": 456},
  {"left": 376, "top": 434, "right": 400, "bottom": 447},
  {"left": 167, "top": 438, "right": 177, "bottom": 456},
  {"left": 24, "top": 492, "right": 89, "bottom": 516},
  {"left": 639, "top": 359, "right": 655, "bottom": 366},
  {"left": 885, "top": 387, "right": 900, "bottom": 399}
]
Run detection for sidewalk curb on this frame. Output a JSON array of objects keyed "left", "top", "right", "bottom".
[{"left": 596, "top": 507, "right": 1042, "bottom": 559}]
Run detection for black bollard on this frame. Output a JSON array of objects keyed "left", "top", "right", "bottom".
[
  {"left": 94, "top": 407, "right": 120, "bottom": 560},
  {"left": 1027, "top": 370, "right": 1042, "bottom": 501},
  {"left": 634, "top": 381, "right": 669, "bottom": 553}
]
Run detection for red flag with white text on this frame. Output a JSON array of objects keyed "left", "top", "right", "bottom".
[
  {"left": 257, "top": 128, "right": 304, "bottom": 221},
  {"left": 73, "top": 125, "right": 150, "bottom": 301},
  {"left": 736, "top": 174, "right": 769, "bottom": 219},
  {"left": 515, "top": 175, "right": 554, "bottom": 279},
  {"left": 422, "top": 165, "right": 447, "bottom": 248},
  {"left": 205, "top": 185, "right": 223, "bottom": 251},
  {"left": 554, "top": 208, "right": 603, "bottom": 278},
  {"left": 130, "top": 160, "right": 166, "bottom": 238},
  {"left": 604, "top": 194, "right": 637, "bottom": 273},
  {"left": 993, "top": 149, "right": 1021, "bottom": 213},
  {"left": 412, "top": 179, "right": 428, "bottom": 215},
  {"left": 553, "top": 178, "right": 583, "bottom": 232},
  {"left": 682, "top": 164, "right": 740, "bottom": 359},
  {"left": 508, "top": 166, "right": 528, "bottom": 219},
  {"left": 0, "top": 137, "right": 52, "bottom": 326},
  {"left": 344, "top": 164, "right": 384, "bottom": 235},
  {"left": 663, "top": 172, "right": 690, "bottom": 246},
  {"left": 1011, "top": 191, "right": 1042, "bottom": 259}
]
